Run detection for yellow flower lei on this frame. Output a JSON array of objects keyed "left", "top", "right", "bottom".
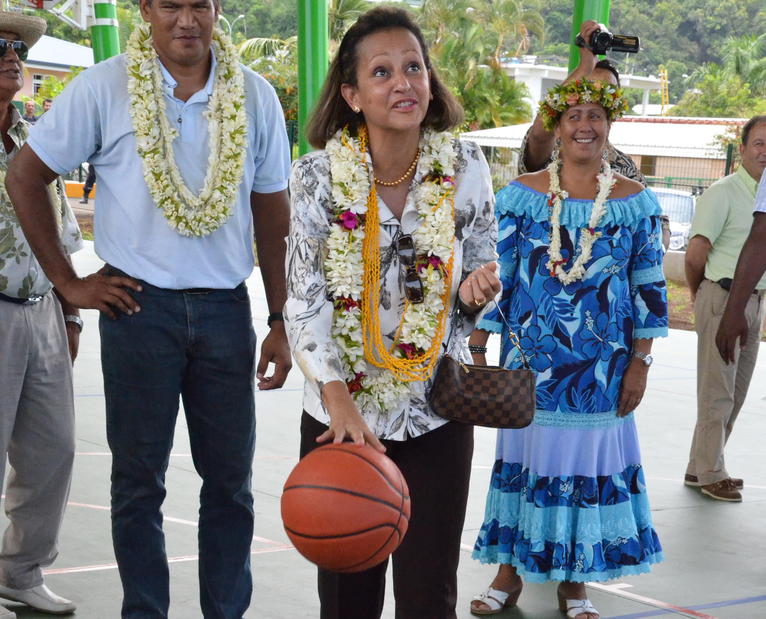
[{"left": 126, "top": 24, "right": 247, "bottom": 237}]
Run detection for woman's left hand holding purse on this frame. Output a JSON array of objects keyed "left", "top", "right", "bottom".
[{"left": 459, "top": 262, "right": 502, "bottom": 313}]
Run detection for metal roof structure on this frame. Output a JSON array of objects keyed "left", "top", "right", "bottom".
[
  {"left": 27, "top": 34, "right": 94, "bottom": 71},
  {"left": 461, "top": 117, "right": 748, "bottom": 159}
]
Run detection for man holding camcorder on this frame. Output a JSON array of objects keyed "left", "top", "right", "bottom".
[{"left": 515, "top": 20, "right": 670, "bottom": 250}]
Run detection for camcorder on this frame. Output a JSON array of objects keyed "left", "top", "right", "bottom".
[{"left": 575, "top": 29, "right": 640, "bottom": 55}]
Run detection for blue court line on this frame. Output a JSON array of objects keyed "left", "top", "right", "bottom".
[{"left": 606, "top": 594, "right": 766, "bottom": 618}]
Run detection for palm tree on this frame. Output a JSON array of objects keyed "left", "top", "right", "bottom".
[
  {"left": 470, "top": 0, "right": 545, "bottom": 69},
  {"left": 721, "top": 34, "right": 766, "bottom": 95},
  {"left": 328, "top": 0, "right": 372, "bottom": 43},
  {"left": 421, "top": 0, "right": 472, "bottom": 48},
  {"left": 419, "top": 0, "right": 536, "bottom": 129},
  {"left": 239, "top": 36, "right": 297, "bottom": 64}
]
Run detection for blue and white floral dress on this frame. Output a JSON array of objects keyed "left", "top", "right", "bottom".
[{"left": 472, "top": 181, "right": 667, "bottom": 583}]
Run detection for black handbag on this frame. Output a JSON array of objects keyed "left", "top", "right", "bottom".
[{"left": 428, "top": 305, "right": 536, "bottom": 429}]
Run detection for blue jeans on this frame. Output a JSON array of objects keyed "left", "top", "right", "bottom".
[{"left": 100, "top": 273, "right": 256, "bottom": 619}]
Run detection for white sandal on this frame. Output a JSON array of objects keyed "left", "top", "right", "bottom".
[
  {"left": 470, "top": 586, "right": 521, "bottom": 616},
  {"left": 558, "top": 594, "right": 599, "bottom": 619}
]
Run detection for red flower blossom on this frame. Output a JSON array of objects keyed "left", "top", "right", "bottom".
[
  {"left": 397, "top": 342, "right": 421, "bottom": 359},
  {"left": 339, "top": 211, "right": 360, "bottom": 230},
  {"left": 334, "top": 296, "right": 360, "bottom": 311},
  {"left": 347, "top": 373, "right": 365, "bottom": 394},
  {"left": 417, "top": 254, "right": 444, "bottom": 274}
]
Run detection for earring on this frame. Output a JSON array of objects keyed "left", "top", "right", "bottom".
[
  {"left": 352, "top": 106, "right": 360, "bottom": 114},
  {"left": 551, "top": 138, "right": 561, "bottom": 163},
  {"left": 601, "top": 148, "right": 610, "bottom": 163}
]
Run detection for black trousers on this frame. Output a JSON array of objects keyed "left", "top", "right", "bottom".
[
  {"left": 83, "top": 165, "right": 96, "bottom": 194},
  {"left": 299, "top": 412, "right": 474, "bottom": 619}
]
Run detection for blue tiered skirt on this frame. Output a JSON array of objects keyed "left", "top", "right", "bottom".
[{"left": 472, "top": 414, "right": 663, "bottom": 583}]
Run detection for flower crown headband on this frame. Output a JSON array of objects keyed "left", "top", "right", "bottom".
[{"left": 538, "top": 78, "right": 630, "bottom": 131}]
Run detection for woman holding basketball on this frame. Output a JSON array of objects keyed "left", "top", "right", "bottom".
[{"left": 283, "top": 6, "right": 500, "bottom": 618}]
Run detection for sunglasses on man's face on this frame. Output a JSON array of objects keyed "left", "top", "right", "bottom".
[
  {"left": 0, "top": 39, "right": 29, "bottom": 62},
  {"left": 395, "top": 234, "right": 424, "bottom": 305}
]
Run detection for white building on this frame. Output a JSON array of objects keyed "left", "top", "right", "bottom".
[
  {"left": 503, "top": 59, "right": 661, "bottom": 116},
  {"left": 20, "top": 34, "right": 94, "bottom": 100},
  {"left": 462, "top": 116, "right": 747, "bottom": 191}
]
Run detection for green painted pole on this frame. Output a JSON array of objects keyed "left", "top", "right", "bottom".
[
  {"left": 297, "top": 0, "right": 328, "bottom": 155},
  {"left": 568, "top": 0, "right": 611, "bottom": 72},
  {"left": 90, "top": 0, "right": 121, "bottom": 62}
]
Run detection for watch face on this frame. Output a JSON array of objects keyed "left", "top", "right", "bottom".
[{"left": 643, "top": 354, "right": 653, "bottom": 366}]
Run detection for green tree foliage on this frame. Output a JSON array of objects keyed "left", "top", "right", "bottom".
[
  {"left": 720, "top": 34, "right": 766, "bottom": 96},
  {"left": 671, "top": 65, "right": 766, "bottom": 118},
  {"left": 215, "top": 0, "right": 296, "bottom": 40},
  {"left": 531, "top": 0, "right": 766, "bottom": 77},
  {"left": 240, "top": 36, "right": 298, "bottom": 121},
  {"left": 419, "top": 0, "right": 535, "bottom": 129},
  {"left": 35, "top": 67, "right": 83, "bottom": 104},
  {"left": 328, "top": 0, "right": 371, "bottom": 45}
]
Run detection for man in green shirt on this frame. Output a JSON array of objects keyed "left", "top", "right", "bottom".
[{"left": 684, "top": 115, "right": 766, "bottom": 502}]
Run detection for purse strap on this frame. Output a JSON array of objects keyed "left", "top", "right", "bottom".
[
  {"left": 491, "top": 302, "right": 532, "bottom": 371},
  {"left": 444, "top": 296, "right": 532, "bottom": 371}
]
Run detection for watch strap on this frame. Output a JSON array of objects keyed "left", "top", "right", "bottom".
[
  {"left": 63, "top": 314, "right": 83, "bottom": 332},
  {"left": 267, "top": 311, "right": 284, "bottom": 328},
  {"left": 632, "top": 350, "right": 652, "bottom": 366}
]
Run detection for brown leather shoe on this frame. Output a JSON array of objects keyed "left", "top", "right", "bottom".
[
  {"left": 701, "top": 479, "right": 742, "bottom": 502},
  {"left": 685, "top": 474, "right": 743, "bottom": 489}
]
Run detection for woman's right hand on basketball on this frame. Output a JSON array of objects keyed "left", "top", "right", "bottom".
[{"left": 320, "top": 382, "right": 386, "bottom": 452}]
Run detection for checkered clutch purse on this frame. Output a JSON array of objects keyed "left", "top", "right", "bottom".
[{"left": 428, "top": 307, "right": 535, "bottom": 429}]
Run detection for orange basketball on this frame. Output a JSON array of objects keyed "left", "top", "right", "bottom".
[{"left": 281, "top": 443, "right": 410, "bottom": 573}]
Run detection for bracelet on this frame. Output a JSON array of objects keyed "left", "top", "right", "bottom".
[
  {"left": 63, "top": 314, "right": 83, "bottom": 332},
  {"left": 468, "top": 345, "right": 487, "bottom": 354},
  {"left": 267, "top": 311, "right": 284, "bottom": 328}
]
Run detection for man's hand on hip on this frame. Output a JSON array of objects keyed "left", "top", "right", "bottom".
[{"left": 58, "top": 267, "right": 143, "bottom": 320}]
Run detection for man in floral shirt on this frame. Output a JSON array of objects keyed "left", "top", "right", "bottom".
[
  {"left": 6, "top": 1, "right": 291, "bottom": 617},
  {"left": 0, "top": 10, "right": 80, "bottom": 617}
]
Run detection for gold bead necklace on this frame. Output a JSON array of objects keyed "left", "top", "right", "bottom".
[{"left": 373, "top": 150, "right": 420, "bottom": 187}]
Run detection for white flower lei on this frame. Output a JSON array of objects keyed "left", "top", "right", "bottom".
[
  {"left": 546, "top": 157, "right": 615, "bottom": 284},
  {"left": 325, "top": 126, "right": 456, "bottom": 414},
  {"left": 126, "top": 23, "right": 247, "bottom": 237}
]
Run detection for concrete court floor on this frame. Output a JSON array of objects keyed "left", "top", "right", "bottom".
[{"left": 2, "top": 241, "right": 764, "bottom": 619}]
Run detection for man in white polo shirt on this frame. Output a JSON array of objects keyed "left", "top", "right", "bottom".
[
  {"left": 717, "top": 147, "right": 766, "bottom": 364},
  {"left": 6, "top": 1, "right": 291, "bottom": 617},
  {"left": 684, "top": 115, "right": 766, "bottom": 502}
]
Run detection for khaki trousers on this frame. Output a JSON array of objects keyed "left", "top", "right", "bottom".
[
  {"left": 686, "top": 279, "right": 765, "bottom": 485},
  {"left": 0, "top": 294, "right": 75, "bottom": 588}
]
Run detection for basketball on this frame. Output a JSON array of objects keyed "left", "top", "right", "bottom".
[{"left": 281, "top": 443, "right": 411, "bottom": 573}]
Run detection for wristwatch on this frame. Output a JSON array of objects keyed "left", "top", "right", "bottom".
[
  {"left": 64, "top": 314, "right": 84, "bottom": 332},
  {"left": 267, "top": 311, "right": 284, "bottom": 328},
  {"left": 632, "top": 351, "right": 653, "bottom": 367}
]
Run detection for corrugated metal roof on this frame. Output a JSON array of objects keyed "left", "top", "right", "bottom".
[
  {"left": 461, "top": 117, "right": 742, "bottom": 159},
  {"left": 27, "top": 35, "right": 93, "bottom": 70}
]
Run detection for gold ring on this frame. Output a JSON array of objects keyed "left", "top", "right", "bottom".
[{"left": 474, "top": 297, "right": 485, "bottom": 306}]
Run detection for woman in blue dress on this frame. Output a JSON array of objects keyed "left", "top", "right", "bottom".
[{"left": 468, "top": 80, "right": 667, "bottom": 619}]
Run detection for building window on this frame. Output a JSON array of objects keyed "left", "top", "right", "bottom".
[
  {"left": 32, "top": 73, "right": 44, "bottom": 95},
  {"left": 640, "top": 155, "right": 657, "bottom": 177}
]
